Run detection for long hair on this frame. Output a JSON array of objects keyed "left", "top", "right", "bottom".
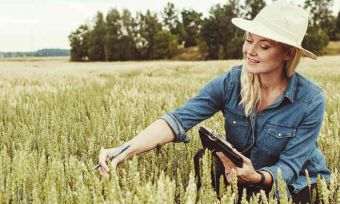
[{"left": 239, "top": 45, "right": 302, "bottom": 117}]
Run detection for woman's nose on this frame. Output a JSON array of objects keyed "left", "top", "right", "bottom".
[{"left": 247, "top": 44, "right": 257, "bottom": 56}]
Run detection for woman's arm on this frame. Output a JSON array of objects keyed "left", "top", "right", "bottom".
[
  {"left": 98, "top": 68, "right": 236, "bottom": 176},
  {"left": 98, "top": 119, "right": 175, "bottom": 176}
]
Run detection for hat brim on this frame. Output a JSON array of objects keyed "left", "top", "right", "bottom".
[{"left": 231, "top": 18, "right": 317, "bottom": 60}]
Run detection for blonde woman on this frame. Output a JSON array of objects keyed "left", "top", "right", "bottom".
[{"left": 98, "top": 1, "right": 330, "bottom": 203}]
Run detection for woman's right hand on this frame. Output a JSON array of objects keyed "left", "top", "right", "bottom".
[
  {"left": 96, "top": 119, "right": 176, "bottom": 177},
  {"left": 97, "top": 146, "right": 129, "bottom": 177}
]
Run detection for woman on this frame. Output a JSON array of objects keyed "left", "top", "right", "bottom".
[{"left": 98, "top": 1, "right": 330, "bottom": 203}]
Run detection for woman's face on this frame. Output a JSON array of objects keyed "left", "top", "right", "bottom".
[{"left": 242, "top": 32, "right": 290, "bottom": 75}]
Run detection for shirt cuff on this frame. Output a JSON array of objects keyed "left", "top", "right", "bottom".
[
  {"left": 259, "top": 166, "right": 292, "bottom": 198},
  {"left": 159, "top": 113, "right": 190, "bottom": 143}
]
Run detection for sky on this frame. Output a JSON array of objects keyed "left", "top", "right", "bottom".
[{"left": 0, "top": 0, "right": 339, "bottom": 52}]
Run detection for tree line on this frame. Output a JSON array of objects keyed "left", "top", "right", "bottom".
[
  {"left": 69, "top": 0, "right": 340, "bottom": 61},
  {"left": 0, "top": 49, "right": 70, "bottom": 58}
]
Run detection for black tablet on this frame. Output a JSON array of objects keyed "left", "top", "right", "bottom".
[{"left": 198, "top": 126, "right": 243, "bottom": 167}]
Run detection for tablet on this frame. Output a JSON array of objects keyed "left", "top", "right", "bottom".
[{"left": 198, "top": 126, "right": 243, "bottom": 167}]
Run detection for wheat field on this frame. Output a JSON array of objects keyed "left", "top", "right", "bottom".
[{"left": 0, "top": 56, "right": 339, "bottom": 203}]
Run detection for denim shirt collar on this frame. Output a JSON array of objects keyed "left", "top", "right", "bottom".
[{"left": 282, "top": 72, "right": 297, "bottom": 103}]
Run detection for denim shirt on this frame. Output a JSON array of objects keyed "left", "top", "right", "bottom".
[{"left": 160, "top": 65, "right": 331, "bottom": 195}]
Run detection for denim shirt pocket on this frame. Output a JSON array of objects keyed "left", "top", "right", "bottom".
[
  {"left": 263, "top": 122, "right": 296, "bottom": 156},
  {"left": 224, "top": 109, "right": 252, "bottom": 151}
]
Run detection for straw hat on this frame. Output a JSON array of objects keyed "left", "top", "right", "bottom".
[{"left": 231, "top": 0, "right": 317, "bottom": 59}]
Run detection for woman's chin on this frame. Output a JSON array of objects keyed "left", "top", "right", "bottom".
[{"left": 244, "top": 64, "right": 262, "bottom": 74}]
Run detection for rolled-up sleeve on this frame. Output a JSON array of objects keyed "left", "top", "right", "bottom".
[
  {"left": 260, "top": 90, "right": 325, "bottom": 195},
  {"left": 160, "top": 112, "right": 189, "bottom": 143},
  {"left": 159, "top": 70, "right": 233, "bottom": 143}
]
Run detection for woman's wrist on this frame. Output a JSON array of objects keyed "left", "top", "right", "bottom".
[
  {"left": 255, "top": 170, "right": 265, "bottom": 185},
  {"left": 251, "top": 171, "right": 263, "bottom": 184},
  {"left": 251, "top": 170, "right": 273, "bottom": 186},
  {"left": 123, "top": 142, "right": 139, "bottom": 158}
]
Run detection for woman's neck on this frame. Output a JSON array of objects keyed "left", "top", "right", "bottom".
[
  {"left": 256, "top": 71, "right": 288, "bottom": 112},
  {"left": 259, "top": 70, "right": 288, "bottom": 93}
]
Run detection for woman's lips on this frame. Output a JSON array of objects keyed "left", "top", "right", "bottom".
[{"left": 247, "top": 57, "right": 260, "bottom": 65}]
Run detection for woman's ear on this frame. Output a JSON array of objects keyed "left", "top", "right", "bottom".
[{"left": 284, "top": 47, "right": 296, "bottom": 61}]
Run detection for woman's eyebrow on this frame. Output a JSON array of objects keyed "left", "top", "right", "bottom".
[{"left": 259, "top": 40, "right": 273, "bottom": 44}]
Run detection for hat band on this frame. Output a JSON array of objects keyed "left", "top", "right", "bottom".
[{"left": 255, "top": 15, "right": 301, "bottom": 46}]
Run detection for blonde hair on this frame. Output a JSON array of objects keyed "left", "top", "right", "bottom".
[{"left": 239, "top": 45, "right": 302, "bottom": 117}]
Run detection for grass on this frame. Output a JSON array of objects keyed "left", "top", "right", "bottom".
[
  {"left": 323, "top": 41, "right": 340, "bottom": 56},
  {"left": 0, "top": 56, "right": 338, "bottom": 203}
]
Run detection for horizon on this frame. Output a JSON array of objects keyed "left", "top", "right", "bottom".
[
  {"left": 1, "top": 0, "right": 339, "bottom": 52},
  {"left": 0, "top": 48, "right": 70, "bottom": 53}
]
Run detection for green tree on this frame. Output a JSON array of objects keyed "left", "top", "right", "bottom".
[
  {"left": 69, "top": 30, "right": 82, "bottom": 61},
  {"left": 201, "top": 18, "right": 220, "bottom": 59},
  {"left": 88, "top": 12, "right": 106, "bottom": 61},
  {"left": 174, "top": 21, "right": 187, "bottom": 45},
  {"left": 335, "top": 11, "right": 340, "bottom": 40},
  {"left": 227, "top": 34, "right": 244, "bottom": 59},
  {"left": 137, "top": 10, "right": 162, "bottom": 59},
  {"left": 304, "top": 0, "right": 336, "bottom": 40},
  {"left": 68, "top": 24, "right": 89, "bottom": 61},
  {"left": 161, "top": 2, "right": 186, "bottom": 45},
  {"left": 154, "top": 30, "right": 178, "bottom": 59},
  {"left": 302, "top": 24, "right": 329, "bottom": 55},
  {"left": 244, "top": 0, "right": 266, "bottom": 19},
  {"left": 181, "top": 9, "right": 202, "bottom": 47},
  {"left": 120, "top": 9, "right": 139, "bottom": 60},
  {"left": 161, "top": 2, "right": 178, "bottom": 34},
  {"left": 201, "top": 0, "right": 243, "bottom": 59},
  {"left": 119, "top": 36, "right": 138, "bottom": 60},
  {"left": 104, "top": 8, "right": 121, "bottom": 61},
  {"left": 322, "top": 15, "right": 337, "bottom": 40}
]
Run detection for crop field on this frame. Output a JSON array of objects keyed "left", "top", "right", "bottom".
[{"left": 0, "top": 56, "right": 339, "bottom": 203}]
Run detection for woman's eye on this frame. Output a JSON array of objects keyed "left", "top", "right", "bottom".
[
  {"left": 246, "top": 39, "right": 252, "bottom": 43},
  {"left": 261, "top": 45, "right": 269, "bottom": 50}
]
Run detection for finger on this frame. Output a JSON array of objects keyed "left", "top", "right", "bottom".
[
  {"left": 98, "top": 149, "right": 110, "bottom": 172},
  {"left": 217, "top": 153, "right": 233, "bottom": 176},
  {"left": 218, "top": 150, "right": 251, "bottom": 167},
  {"left": 237, "top": 177, "right": 247, "bottom": 184},
  {"left": 216, "top": 152, "right": 236, "bottom": 170},
  {"left": 216, "top": 152, "right": 229, "bottom": 165},
  {"left": 225, "top": 170, "right": 238, "bottom": 184},
  {"left": 225, "top": 171, "right": 232, "bottom": 183},
  {"left": 99, "top": 167, "right": 109, "bottom": 177}
]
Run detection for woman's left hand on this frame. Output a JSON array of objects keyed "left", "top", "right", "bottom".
[{"left": 216, "top": 151, "right": 260, "bottom": 184}]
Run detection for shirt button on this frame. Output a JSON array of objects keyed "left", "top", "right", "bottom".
[
  {"left": 233, "top": 121, "right": 236, "bottom": 124},
  {"left": 278, "top": 133, "right": 282, "bottom": 137}
]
